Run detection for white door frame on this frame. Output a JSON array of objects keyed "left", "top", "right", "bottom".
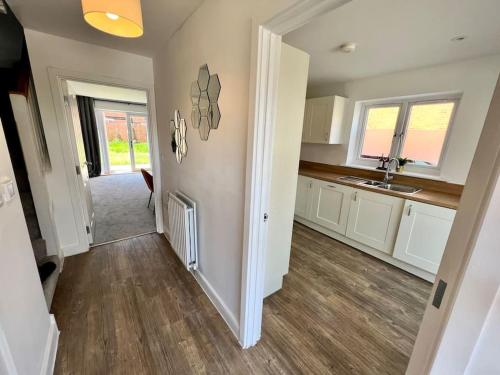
[
  {"left": 240, "top": 1, "right": 500, "bottom": 374},
  {"left": 48, "top": 67, "right": 164, "bottom": 251}
]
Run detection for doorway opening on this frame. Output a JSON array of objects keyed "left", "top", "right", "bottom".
[
  {"left": 64, "top": 80, "right": 157, "bottom": 245},
  {"left": 241, "top": 0, "right": 500, "bottom": 373},
  {"left": 95, "top": 101, "right": 151, "bottom": 174}
]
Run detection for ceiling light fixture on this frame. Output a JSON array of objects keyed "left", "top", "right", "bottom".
[
  {"left": 339, "top": 42, "right": 357, "bottom": 53},
  {"left": 81, "top": 0, "right": 143, "bottom": 38},
  {"left": 451, "top": 35, "right": 467, "bottom": 42}
]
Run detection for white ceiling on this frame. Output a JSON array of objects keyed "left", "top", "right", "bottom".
[
  {"left": 284, "top": 0, "right": 500, "bottom": 85},
  {"left": 7, "top": 0, "right": 204, "bottom": 57}
]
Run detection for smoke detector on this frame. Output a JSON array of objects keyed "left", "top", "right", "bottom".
[{"left": 339, "top": 42, "right": 357, "bottom": 53}]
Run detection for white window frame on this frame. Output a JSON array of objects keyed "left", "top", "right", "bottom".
[{"left": 351, "top": 92, "right": 461, "bottom": 176}]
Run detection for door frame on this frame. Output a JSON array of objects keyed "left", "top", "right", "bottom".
[
  {"left": 240, "top": 1, "right": 500, "bottom": 374},
  {"left": 48, "top": 67, "right": 164, "bottom": 251}
]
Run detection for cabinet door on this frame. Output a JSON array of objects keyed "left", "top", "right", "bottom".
[
  {"left": 294, "top": 176, "right": 313, "bottom": 219},
  {"left": 308, "top": 97, "right": 333, "bottom": 143},
  {"left": 393, "top": 201, "right": 456, "bottom": 274},
  {"left": 310, "top": 180, "right": 352, "bottom": 235},
  {"left": 346, "top": 189, "right": 404, "bottom": 254}
]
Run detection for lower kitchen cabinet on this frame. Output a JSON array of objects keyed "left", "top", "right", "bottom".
[
  {"left": 295, "top": 175, "right": 313, "bottom": 219},
  {"left": 310, "top": 180, "right": 352, "bottom": 235},
  {"left": 346, "top": 189, "right": 404, "bottom": 254},
  {"left": 393, "top": 200, "right": 456, "bottom": 274}
]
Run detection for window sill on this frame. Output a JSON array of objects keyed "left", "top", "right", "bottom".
[{"left": 344, "top": 163, "right": 448, "bottom": 182}]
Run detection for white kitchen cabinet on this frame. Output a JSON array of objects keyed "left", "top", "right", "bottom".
[
  {"left": 346, "top": 189, "right": 404, "bottom": 254},
  {"left": 302, "top": 95, "right": 346, "bottom": 144},
  {"left": 310, "top": 180, "right": 352, "bottom": 235},
  {"left": 393, "top": 201, "right": 456, "bottom": 274},
  {"left": 294, "top": 175, "right": 314, "bottom": 219}
]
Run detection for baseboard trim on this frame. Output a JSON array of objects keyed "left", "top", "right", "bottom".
[
  {"left": 40, "top": 315, "right": 59, "bottom": 375},
  {"left": 62, "top": 244, "right": 89, "bottom": 258},
  {"left": 193, "top": 270, "right": 240, "bottom": 340}
]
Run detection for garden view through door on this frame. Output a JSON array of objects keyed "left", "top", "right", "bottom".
[{"left": 101, "top": 110, "right": 151, "bottom": 173}]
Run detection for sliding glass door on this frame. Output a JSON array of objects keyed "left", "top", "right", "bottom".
[{"left": 95, "top": 102, "right": 151, "bottom": 174}]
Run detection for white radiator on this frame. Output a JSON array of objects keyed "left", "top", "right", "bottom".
[{"left": 167, "top": 191, "right": 198, "bottom": 270}]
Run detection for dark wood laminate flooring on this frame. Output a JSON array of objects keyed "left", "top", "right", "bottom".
[{"left": 52, "top": 223, "right": 431, "bottom": 374}]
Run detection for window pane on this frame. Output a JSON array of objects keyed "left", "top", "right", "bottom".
[
  {"left": 130, "top": 115, "right": 151, "bottom": 170},
  {"left": 401, "top": 102, "right": 455, "bottom": 166},
  {"left": 104, "top": 111, "right": 131, "bottom": 173},
  {"left": 361, "top": 106, "right": 400, "bottom": 158}
]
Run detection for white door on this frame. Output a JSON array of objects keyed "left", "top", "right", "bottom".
[
  {"left": 346, "top": 189, "right": 404, "bottom": 253},
  {"left": 294, "top": 175, "right": 313, "bottom": 219},
  {"left": 62, "top": 83, "right": 95, "bottom": 244},
  {"left": 310, "top": 180, "right": 351, "bottom": 235},
  {"left": 393, "top": 201, "right": 456, "bottom": 274}
]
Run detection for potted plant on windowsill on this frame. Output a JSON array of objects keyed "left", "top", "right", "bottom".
[{"left": 397, "top": 157, "right": 412, "bottom": 172}]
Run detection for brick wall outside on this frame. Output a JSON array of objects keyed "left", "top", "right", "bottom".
[{"left": 104, "top": 112, "right": 148, "bottom": 142}]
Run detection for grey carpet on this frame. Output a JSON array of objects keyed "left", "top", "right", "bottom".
[{"left": 89, "top": 173, "right": 156, "bottom": 244}]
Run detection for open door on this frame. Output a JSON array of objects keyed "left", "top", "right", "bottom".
[{"left": 62, "top": 81, "right": 95, "bottom": 244}]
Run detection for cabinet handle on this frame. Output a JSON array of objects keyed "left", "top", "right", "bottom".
[
  {"left": 407, "top": 205, "right": 413, "bottom": 216},
  {"left": 353, "top": 192, "right": 357, "bottom": 202},
  {"left": 309, "top": 182, "right": 313, "bottom": 188},
  {"left": 327, "top": 185, "right": 336, "bottom": 189}
]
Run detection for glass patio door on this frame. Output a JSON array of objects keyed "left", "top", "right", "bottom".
[{"left": 97, "top": 107, "right": 151, "bottom": 174}]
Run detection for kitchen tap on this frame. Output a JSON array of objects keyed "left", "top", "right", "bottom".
[{"left": 383, "top": 158, "right": 399, "bottom": 184}]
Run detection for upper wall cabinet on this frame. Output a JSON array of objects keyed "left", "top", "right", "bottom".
[{"left": 302, "top": 95, "right": 347, "bottom": 144}]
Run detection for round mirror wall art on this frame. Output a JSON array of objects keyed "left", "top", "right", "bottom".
[
  {"left": 173, "top": 110, "right": 187, "bottom": 164},
  {"left": 190, "top": 64, "right": 221, "bottom": 141}
]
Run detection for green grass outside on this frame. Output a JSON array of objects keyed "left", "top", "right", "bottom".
[{"left": 108, "top": 139, "right": 150, "bottom": 166}]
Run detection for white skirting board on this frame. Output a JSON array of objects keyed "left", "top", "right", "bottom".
[
  {"left": 40, "top": 315, "right": 59, "bottom": 375},
  {"left": 163, "top": 233, "right": 239, "bottom": 341}
]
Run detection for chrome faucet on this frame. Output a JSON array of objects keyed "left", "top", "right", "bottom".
[{"left": 383, "top": 158, "right": 399, "bottom": 184}]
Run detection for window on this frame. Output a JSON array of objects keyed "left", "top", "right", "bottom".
[{"left": 355, "top": 94, "right": 459, "bottom": 170}]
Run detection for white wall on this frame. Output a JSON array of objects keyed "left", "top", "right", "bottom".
[
  {"left": 25, "top": 29, "right": 154, "bottom": 256},
  {"left": 300, "top": 54, "right": 500, "bottom": 184},
  {"left": 153, "top": 0, "right": 296, "bottom": 334},
  {"left": 264, "top": 43, "right": 309, "bottom": 297},
  {"left": 0, "top": 119, "right": 55, "bottom": 375},
  {"left": 429, "top": 174, "right": 500, "bottom": 374}
]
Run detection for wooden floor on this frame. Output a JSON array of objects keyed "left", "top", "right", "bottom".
[{"left": 52, "top": 223, "right": 431, "bottom": 374}]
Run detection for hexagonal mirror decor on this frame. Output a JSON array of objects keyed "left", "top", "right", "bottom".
[
  {"left": 199, "top": 116, "right": 210, "bottom": 141},
  {"left": 207, "top": 74, "right": 221, "bottom": 103},
  {"left": 198, "top": 64, "right": 210, "bottom": 91},
  {"left": 191, "top": 64, "right": 221, "bottom": 140},
  {"left": 208, "top": 102, "right": 221, "bottom": 129},
  {"left": 173, "top": 110, "right": 188, "bottom": 164},
  {"left": 191, "top": 106, "right": 201, "bottom": 129},
  {"left": 190, "top": 81, "right": 201, "bottom": 105}
]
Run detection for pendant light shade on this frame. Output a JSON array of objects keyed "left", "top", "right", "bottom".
[{"left": 82, "top": 0, "right": 143, "bottom": 38}]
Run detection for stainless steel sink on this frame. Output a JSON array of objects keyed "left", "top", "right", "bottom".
[
  {"left": 377, "top": 183, "right": 421, "bottom": 194},
  {"left": 363, "top": 180, "right": 385, "bottom": 187},
  {"left": 362, "top": 180, "right": 421, "bottom": 194}
]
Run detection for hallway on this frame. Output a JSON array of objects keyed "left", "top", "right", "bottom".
[
  {"left": 52, "top": 224, "right": 431, "bottom": 374},
  {"left": 89, "top": 173, "right": 155, "bottom": 244}
]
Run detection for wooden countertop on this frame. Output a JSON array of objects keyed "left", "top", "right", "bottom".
[{"left": 299, "top": 162, "right": 462, "bottom": 210}]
